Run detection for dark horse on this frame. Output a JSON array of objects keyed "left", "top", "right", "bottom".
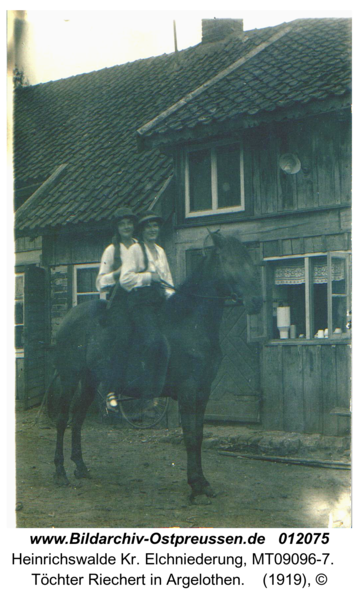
[{"left": 50, "top": 232, "right": 263, "bottom": 500}]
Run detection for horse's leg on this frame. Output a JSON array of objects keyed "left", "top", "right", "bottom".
[
  {"left": 71, "top": 371, "right": 97, "bottom": 479},
  {"left": 54, "top": 382, "right": 76, "bottom": 486},
  {"left": 191, "top": 350, "right": 222, "bottom": 497},
  {"left": 193, "top": 387, "right": 216, "bottom": 498},
  {"left": 178, "top": 380, "right": 208, "bottom": 500}
]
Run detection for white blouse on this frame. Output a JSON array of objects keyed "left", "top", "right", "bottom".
[
  {"left": 120, "top": 243, "right": 175, "bottom": 298},
  {"left": 96, "top": 241, "right": 137, "bottom": 292}
]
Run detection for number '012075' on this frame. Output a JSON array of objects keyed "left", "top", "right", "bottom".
[{"left": 279, "top": 533, "right": 329, "bottom": 545}]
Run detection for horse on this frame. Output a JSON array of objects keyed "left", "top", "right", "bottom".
[{"left": 49, "top": 231, "right": 263, "bottom": 500}]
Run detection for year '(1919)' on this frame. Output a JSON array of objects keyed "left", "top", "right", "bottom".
[{"left": 263, "top": 573, "right": 308, "bottom": 588}]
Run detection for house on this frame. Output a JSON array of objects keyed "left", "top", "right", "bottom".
[{"left": 14, "top": 18, "right": 351, "bottom": 435}]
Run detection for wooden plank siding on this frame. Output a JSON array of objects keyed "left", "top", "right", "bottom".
[
  {"left": 282, "top": 345, "right": 305, "bottom": 432},
  {"left": 50, "top": 266, "right": 70, "bottom": 343},
  {"left": 261, "top": 345, "right": 284, "bottom": 431},
  {"left": 302, "top": 345, "right": 322, "bottom": 433},
  {"left": 262, "top": 343, "right": 351, "bottom": 435},
  {"left": 338, "top": 116, "right": 352, "bottom": 203},
  {"left": 295, "top": 120, "right": 316, "bottom": 210},
  {"left": 177, "top": 111, "right": 351, "bottom": 228},
  {"left": 256, "top": 113, "right": 350, "bottom": 215},
  {"left": 277, "top": 122, "right": 297, "bottom": 211}
]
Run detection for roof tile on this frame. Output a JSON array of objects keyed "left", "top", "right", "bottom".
[
  {"left": 138, "top": 18, "right": 351, "bottom": 144},
  {"left": 15, "top": 18, "right": 351, "bottom": 234}
]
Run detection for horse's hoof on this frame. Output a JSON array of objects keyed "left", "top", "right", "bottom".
[
  {"left": 54, "top": 473, "right": 70, "bottom": 487},
  {"left": 74, "top": 467, "right": 91, "bottom": 479},
  {"left": 204, "top": 485, "right": 216, "bottom": 498},
  {"left": 189, "top": 493, "right": 212, "bottom": 506}
]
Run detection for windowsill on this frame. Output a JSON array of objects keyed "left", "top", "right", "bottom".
[
  {"left": 186, "top": 206, "right": 245, "bottom": 218},
  {"left": 266, "top": 337, "right": 351, "bottom": 346}
]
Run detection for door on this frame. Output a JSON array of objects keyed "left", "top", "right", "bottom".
[
  {"left": 185, "top": 247, "right": 261, "bottom": 423},
  {"left": 206, "top": 301, "right": 261, "bottom": 422}
]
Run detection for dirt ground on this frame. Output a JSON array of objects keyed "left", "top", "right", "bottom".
[{"left": 15, "top": 407, "right": 351, "bottom": 529}]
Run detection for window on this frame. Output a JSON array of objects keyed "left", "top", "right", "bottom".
[
  {"left": 185, "top": 142, "right": 245, "bottom": 217},
  {"left": 73, "top": 264, "right": 106, "bottom": 306},
  {"left": 15, "top": 274, "right": 25, "bottom": 352},
  {"left": 266, "top": 252, "right": 351, "bottom": 340}
]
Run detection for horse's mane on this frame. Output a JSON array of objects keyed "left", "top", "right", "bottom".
[{"left": 165, "top": 248, "right": 219, "bottom": 320}]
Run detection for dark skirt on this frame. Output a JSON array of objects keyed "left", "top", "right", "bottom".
[{"left": 127, "top": 284, "right": 169, "bottom": 399}]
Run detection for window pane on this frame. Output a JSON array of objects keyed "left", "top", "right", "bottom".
[
  {"left": 313, "top": 257, "right": 328, "bottom": 334},
  {"left": 331, "top": 257, "right": 346, "bottom": 294},
  {"left": 77, "top": 268, "right": 98, "bottom": 293},
  {"left": 188, "top": 149, "right": 212, "bottom": 212},
  {"left": 15, "top": 275, "right": 25, "bottom": 349},
  {"left": 15, "top": 275, "right": 24, "bottom": 300},
  {"left": 217, "top": 145, "right": 241, "bottom": 208},
  {"left": 332, "top": 296, "right": 347, "bottom": 333},
  {"left": 15, "top": 301, "right": 24, "bottom": 325},
  {"left": 272, "top": 258, "right": 305, "bottom": 338},
  {"left": 15, "top": 325, "right": 24, "bottom": 349}
]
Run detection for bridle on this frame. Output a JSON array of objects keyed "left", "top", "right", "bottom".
[{"left": 159, "top": 246, "right": 243, "bottom": 303}]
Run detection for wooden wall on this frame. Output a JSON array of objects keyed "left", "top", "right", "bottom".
[
  {"left": 172, "top": 217, "right": 351, "bottom": 435},
  {"left": 261, "top": 342, "right": 351, "bottom": 436},
  {"left": 248, "top": 112, "right": 351, "bottom": 215},
  {"left": 175, "top": 110, "right": 351, "bottom": 227},
  {"left": 50, "top": 266, "right": 70, "bottom": 344}
]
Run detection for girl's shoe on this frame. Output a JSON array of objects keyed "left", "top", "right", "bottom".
[{"left": 106, "top": 392, "right": 118, "bottom": 412}]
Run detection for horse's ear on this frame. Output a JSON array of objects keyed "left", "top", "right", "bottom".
[{"left": 209, "top": 229, "right": 225, "bottom": 250}]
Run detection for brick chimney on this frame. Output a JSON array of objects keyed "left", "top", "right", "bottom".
[{"left": 201, "top": 18, "right": 244, "bottom": 43}]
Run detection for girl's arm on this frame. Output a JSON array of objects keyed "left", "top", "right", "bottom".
[
  {"left": 120, "top": 244, "right": 153, "bottom": 292},
  {"left": 96, "top": 245, "right": 121, "bottom": 291}
]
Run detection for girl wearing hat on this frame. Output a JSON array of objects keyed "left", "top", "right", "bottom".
[
  {"left": 96, "top": 207, "right": 137, "bottom": 410},
  {"left": 96, "top": 207, "right": 137, "bottom": 294},
  {"left": 120, "top": 211, "right": 174, "bottom": 403}
]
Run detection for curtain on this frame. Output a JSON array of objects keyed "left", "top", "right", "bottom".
[{"left": 274, "top": 259, "right": 345, "bottom": 285}]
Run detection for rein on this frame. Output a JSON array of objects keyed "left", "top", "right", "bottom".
[
  {"left": 159, "top": 279, "right": 241, "bottom": 303},
  {"left": 160, "top": 247, "right": 242, "bottom": 303}
]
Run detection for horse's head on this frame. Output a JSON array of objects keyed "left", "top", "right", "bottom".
[{"left": 210, "top": 232, "right": 263, "bottom": 315}]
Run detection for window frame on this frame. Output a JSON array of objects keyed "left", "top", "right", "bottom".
[
  {"left": 73, "top": 263, "right": 107, "bottom": 307},
  {"left": 185, "top": 140, "right": 245, "bottom": 218},
  {"left": 264, "top": 251, "right": 351, "bottom": 342},
  {"left": 15, "top": 272, "right": 25, "bottom": 357}
]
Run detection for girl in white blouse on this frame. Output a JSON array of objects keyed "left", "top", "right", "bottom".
[
  {"left": 120, "top": 211, "right": 175, "bottom": 402},
  {"left": 96, "top": 207, "right": 137, "bottom": 410},
  {"left": 96, "top": 207, "right": 137, "bottom": 296}
]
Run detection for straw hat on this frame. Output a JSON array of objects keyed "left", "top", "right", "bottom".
[
  {"left": 137, "top": 210, "right": 163, "bottom": 227},
  {"left": 113, "top": 207, "right": 137, "bottom": 222}
]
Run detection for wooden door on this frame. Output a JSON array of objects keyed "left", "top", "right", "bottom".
[{"left": 206, "top": 302, "right": 261, "bottom": 423}]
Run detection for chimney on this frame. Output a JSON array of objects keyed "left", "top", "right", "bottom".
[{"left": 201, "top": 18, "right": 244, "bottom": 44}]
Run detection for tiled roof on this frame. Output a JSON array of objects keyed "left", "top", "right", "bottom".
[
  {"left": 138, "top": 19, "right": 351, "bottom": 147},
  {"left": 14, "top": 18, "right": 351, "bottom": 234}
]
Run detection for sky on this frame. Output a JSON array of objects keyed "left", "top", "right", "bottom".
[{"left": 8, "top": 7, "right": 353, "bottom": 85}]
